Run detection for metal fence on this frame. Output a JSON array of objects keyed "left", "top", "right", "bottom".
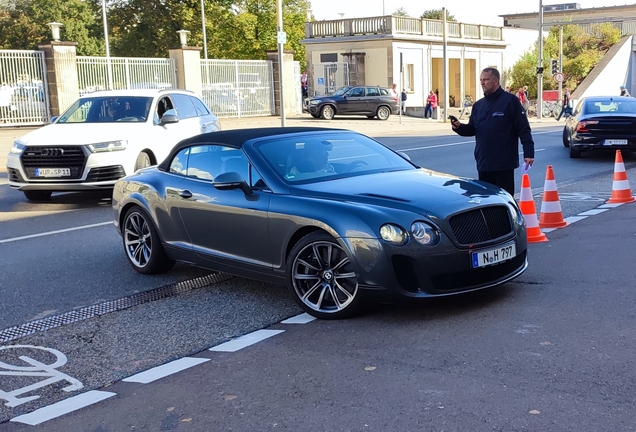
[
  {"left": 0, "top": 50, "right": 50, "bottom": 127},
  {"left": 311, "top": 62, "right": 350, "bottom": 96},
  {"left": 200, "top": 59, "right": 274, "bottom": 118},
  {"left": 76, "top": 56, "right": 177, "bottom": 97}
]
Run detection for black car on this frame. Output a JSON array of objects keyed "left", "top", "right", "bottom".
[
  {"left": 304, "top": 86, "right": 399, "bottom": 120},
  {"left": 563, "top": 95, "right": 636, "bottom": 158},
  {"left": 113, "top": 127, "right": 527, "bottom": 319}
]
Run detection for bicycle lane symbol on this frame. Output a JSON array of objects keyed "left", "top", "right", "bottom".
[{"left": 0, "top": 345, "right": 83, "bottom": 407}]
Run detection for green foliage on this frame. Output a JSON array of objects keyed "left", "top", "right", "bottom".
[
  {"left": 393, "top": 7, "right": 409, "bottom": 17},
  {"left": 508, "top": 23, "right": 622, "bottom": 98},
  {"left": 0, "top": 0, "right": 102, "bottom": 55},
  {"left": 0, "top": 0, "right": 310, "bottom": 68},
  {"left": 420, "top": 9, "right": 456, "bottom": 22}
]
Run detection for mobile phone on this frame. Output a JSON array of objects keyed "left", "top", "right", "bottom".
[{"left": 449, "top": 115, "right": 458, "bottom": 122}]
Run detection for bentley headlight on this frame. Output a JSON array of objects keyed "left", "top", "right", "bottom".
[
  {"left": 10, "top": 141, "right": 25, "bottom": 155},
  {"left": 309, "top": 100, "right": 321, "bottom": 105},
  {"left": 411, "top": 221, "right": 440, "bottom": 246},
  {"left": 380, "top": 224, "right": 408, "bottom": 245},
  {"left": 87, "top": 140, "right": 127, "bottom": 153}
]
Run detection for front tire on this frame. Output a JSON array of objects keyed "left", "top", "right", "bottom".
[
  {"left": 134, "top": 151, "right": 152, "bottom": 171},
  {"left": 122, "top": 206, "right": 175, "bottom": 274},
  {"left": 320, "top": 105, "right": 335, "bottom": 120},
  {"left": 376, "top": 106, "right": 391, "bottom": 120},
  {"left": 286, "top": 231, "right": 362, "bottom": 319},
  {"left": 23, "top": 190, "right": 52, "bottom": 201}
]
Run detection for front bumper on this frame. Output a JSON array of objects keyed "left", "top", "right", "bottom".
[{"left": 342, "top": 226, "right": 527, "bottom": 301}]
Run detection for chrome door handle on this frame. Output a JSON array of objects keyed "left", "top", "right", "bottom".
[{"left": 178, "top": 189, "right": 193, "bottom": 199}]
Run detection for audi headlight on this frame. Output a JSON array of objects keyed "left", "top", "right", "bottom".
[
  {"left": 87, "top": 140, "right": 127, "bottom": 153},
  {"left": 411, "top": 221, "right": 440, "bottom": 246},
  {"left": 309, "top": 100, "right": 321, "bottom": 105},
  {"left": 10, "top": 141, "right": 25, "bottom": 155},
  {"left": 380, "top": 224, "right": 408, "bottom": 245}
]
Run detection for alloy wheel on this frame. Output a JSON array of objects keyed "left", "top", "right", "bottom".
[
  {"left": 124, "top": 212, "right": 152, "bottom": 268},
  {"left": 291, "top": 241, "right": 358, "bottom": 314},
  {"left": 377, "top": 106, "right": 390, "bottom": 120},
  {"left": 321, "top": 105, "right": 335, "bottom": 120}
]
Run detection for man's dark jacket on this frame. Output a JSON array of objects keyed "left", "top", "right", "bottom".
[{"left": 453, "top": 86, "right": 534, "bottom": 172}]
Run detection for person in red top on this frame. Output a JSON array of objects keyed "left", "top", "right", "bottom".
[
  {"left": 516, "top": 86, "right": 528, "bottom": 113},
  {"left": 424, "top": 90, "right": 437, "bottom": 119}
]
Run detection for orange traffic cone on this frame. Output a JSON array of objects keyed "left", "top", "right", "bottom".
[
  {"left": 539, "top": 165, "right": 568, "bottom": 228},
  {"left": 607, "top": 150, "right": 635, "bottom": 204},
  {"left": 519, "top": 173, "right": 548, "bottom": 243}
]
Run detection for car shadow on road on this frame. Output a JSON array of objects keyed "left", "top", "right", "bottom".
[{"left": 0, "top": 189, "right": 113, "bottom": 213}]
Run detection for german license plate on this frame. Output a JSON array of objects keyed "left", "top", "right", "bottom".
[
  {"left": 603, "top": 139, "right": 628, "bottom": 145},
  {"left": 35, "top": 168, "right": 71, "bottom": 177},
  {"left": 471, "top": 243, "right": 516, "bottom": 268}
]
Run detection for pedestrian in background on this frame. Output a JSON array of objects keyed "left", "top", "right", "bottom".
[
  {"left": 450, "top": 68, "right": 535, "bottom": 196},
  {"left": 424, "top": 90, "right": 437, "bottom": 119},
  {"left": 400, "top": 88, "right": 407, "bottom": 115},
  {"left": 620, "top": 85, "right": 631, "bottom": 97},
  {"left": 516, "top": 86, "right": 529, "bottom": 115},
  {"left": 390, "top": 83, "right": 398, "bottom": 98},
  {"left": 556, "top": 87, "right": 571, "bottom": 121}
]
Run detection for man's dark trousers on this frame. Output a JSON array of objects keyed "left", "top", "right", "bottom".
[{"left": 478, "top": 170, "right": 515, "bottom": 196}]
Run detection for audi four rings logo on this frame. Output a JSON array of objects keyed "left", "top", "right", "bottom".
[{"left": 41, "top": 148, "right": 65, "bottom": 157}]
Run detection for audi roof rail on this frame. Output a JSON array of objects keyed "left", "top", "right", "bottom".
[{"left": 159, "top": 88, "right": 195, "bottom": 94}]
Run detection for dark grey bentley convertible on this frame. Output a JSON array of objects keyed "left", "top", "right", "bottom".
[{"left": 113, "top": 127, "right": 528, "bottom": 319}]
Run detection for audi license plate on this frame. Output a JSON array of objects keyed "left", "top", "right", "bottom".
[
  {"left": 471, "top": 243, "right": 516, "bottom": 268},
  {"left": 35, "top": 168, "right": 71, "bottom": 177},
  {"left": 603, "top": 139, "right": 628, "bottom": 145}
]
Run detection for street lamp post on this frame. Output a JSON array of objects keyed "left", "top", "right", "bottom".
[
  {"left": 102, "top": 0, "right": 113, "bottom": 90},
  {"left": 276, "top": 0, "right": 286, "bottom": 127},
  {"left": 201, "top": 0, "right": 208, "bottom": 59},
  {"left": 537, "top": 0, "right": 544, "bottom": 119}
]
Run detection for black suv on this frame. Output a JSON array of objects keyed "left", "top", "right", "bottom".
[{"left": 304, "top": 85, "right": 399, "bottom": 120}]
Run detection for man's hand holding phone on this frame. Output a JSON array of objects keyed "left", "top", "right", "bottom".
[{"left": 449, "top": 115, "right": 460, "bottom": 129}]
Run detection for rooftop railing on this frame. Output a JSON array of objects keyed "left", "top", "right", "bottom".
[{"left": 305, "top": 16, "right": 503, "bottom": 41}]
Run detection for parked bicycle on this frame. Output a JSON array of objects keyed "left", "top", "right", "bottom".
[{"left": 458, "top": 94, "right": 474, "bottom": 119}]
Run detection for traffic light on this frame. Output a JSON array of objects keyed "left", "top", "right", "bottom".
[
  {"left": 536, "top": 66, "right": 544, "bottom": 75},
  {"left": 551, "top": 59, "right": 559, "bottom": 75}
]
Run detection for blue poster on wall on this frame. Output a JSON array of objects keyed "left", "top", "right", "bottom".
[{"left": 317, "top": 78, "right": 324, "bottom": 85}]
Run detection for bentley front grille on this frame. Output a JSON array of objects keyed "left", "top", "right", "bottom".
[{"left": 449, "top": 206, "right": 513, "bottom": 245}]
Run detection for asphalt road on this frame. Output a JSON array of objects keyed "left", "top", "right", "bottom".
[{"left": 1, "top": 117, "right": 636, "bottom": 430}]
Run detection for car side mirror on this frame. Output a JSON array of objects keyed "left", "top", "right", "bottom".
[
  {"left": 160, "top": 109, "right": 179, "bottom": 125},
  {"left": 213, "top": 171, "right": 254, "bottom": 196}
]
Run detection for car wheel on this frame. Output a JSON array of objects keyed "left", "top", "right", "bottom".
[
  {"left": 23, "top": 190, "right": 52, "bottom": 201},
  {"left": 122, "top": 206, "right": 175, "bottom": 274},
  {"left": 569, "top": 144, "right": 582, "bottom": 158},
  {"left": 376, "top": 106, "right": 391, "bottom": 120},
  {"left": 562, "top": 127, "right": 570, "bottom": 147},
  {"left": 320, "top": 105, "right": 335, "bottom": 120},
  {"left": 134, "top": 151, "right": 152, "bottom": 171},
  {"left": 287, "top": 231, "right": 362, "bottom": 319}
]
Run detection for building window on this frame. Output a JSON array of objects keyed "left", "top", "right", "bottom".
[
  {"left": 404, "top": 64, "right": 414, "bottom": 92},
  {"left": 320, "top": 53, "right": 338, "bottom": 63}
]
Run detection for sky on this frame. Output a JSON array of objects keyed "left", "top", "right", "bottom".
[{"left": 308, "top": 0, "right": 629, "bottom": 26}]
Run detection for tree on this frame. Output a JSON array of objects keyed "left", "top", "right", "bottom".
[
  {"left": 508, "top": 23, "right": 621, "bottom": 98},
  {"left": 420, "top": 9, "right": 456, "bottom": 22},
  {"left": 393, "top": 7, "right": 409, "bottom": 17},
  {"left": 0, "top": 0, "right": 103, "bottom": 55}
]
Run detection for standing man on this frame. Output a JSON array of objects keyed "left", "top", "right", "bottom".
[
  {"left": 620, "top": 85, "right": 631, "bottom": 97},
  {"left": 390, "top": 83, "right": 398, "bottom": 98},
  {"left": 450, "top": 68, "right": 535, "bottom": 196},
  {"left": 556, "top": 87, "right": 571, "bottom": 121},
  {"left": 400, "top": 88, "right": 407, "bottom": 114}
]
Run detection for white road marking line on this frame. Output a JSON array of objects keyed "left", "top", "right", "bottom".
[
  {"left": 564, "top": 216, "right": 588, "bottom": 224},
  {"left": 209, "top": 329, "right": 284, "bottom": 353},
  {"left": 541, "top": 228, "right": 557, "bottom": 233},
  {"left": 281, "top": 313, "right": 316, "bottom": 324},
  {"left": 597, "top": 203, "right": 624, "bottom": 208},
  {"left": 577, "top": 209, "right": 610, "bottom": 216},
  {"left": 123, "top": 357, "right": 210, "bottom": 384},
  {"left": 0, "top": 221, "right": 113, "bottom": 244},
  {"left": 10, "top": 390, "right": 116, "bottom": 425}
]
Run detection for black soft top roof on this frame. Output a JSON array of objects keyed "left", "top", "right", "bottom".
[{"left": 157, "top": 127, "right": 347, "bottom": 171}]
